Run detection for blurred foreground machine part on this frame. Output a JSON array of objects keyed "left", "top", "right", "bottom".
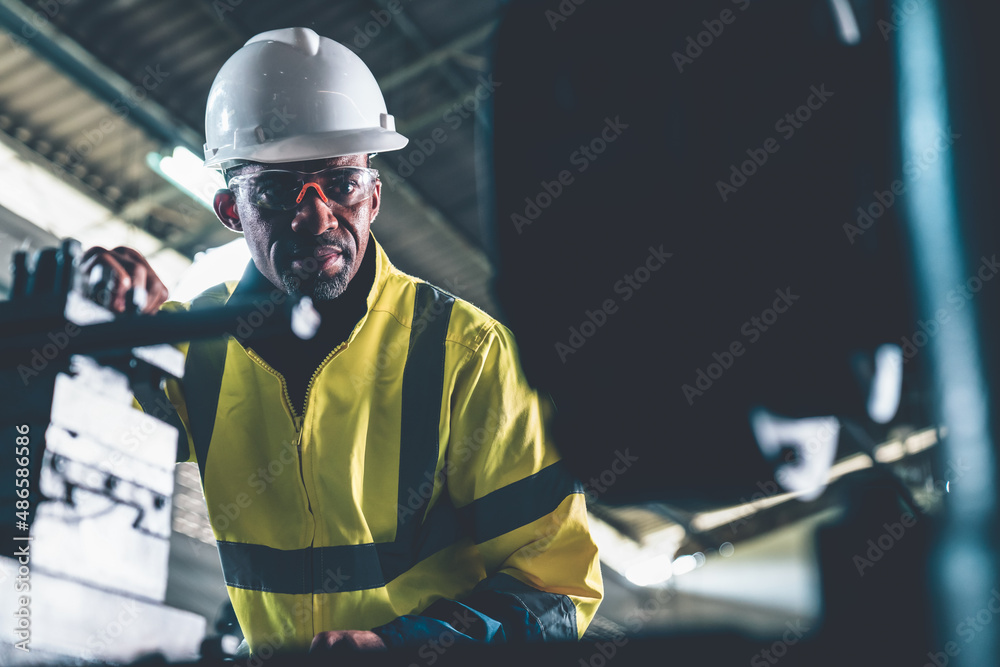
[
  {"left": 0, "top": 241, "right": 205, "bottom": 663},
  {"left": 0, "top": 242, "right": 318, "bottom": 663},
  {"left": 491, "top": 0, "right": 998, "bottom": 664}
]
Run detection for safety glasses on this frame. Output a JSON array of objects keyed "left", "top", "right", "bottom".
[{"left": 228, "top": 166, "right": 379, "bottom": 211}]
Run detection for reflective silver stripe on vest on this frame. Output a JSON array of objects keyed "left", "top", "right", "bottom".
[
  {"left": 185, "top": 285, "right": 230, "bottom": 482},
  {"left": 214, "top": 282, "right": 584, "bottom": 594},
  {"left": 219, "top": 461, "right": 582, "bottom": 594},
  {"left": 218, "top": 282, "right": 452, "bottom": 591}
]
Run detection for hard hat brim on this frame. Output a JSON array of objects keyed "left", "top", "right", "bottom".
[{"left": 204, "top": 127, "right": 409, "bottom": 170}]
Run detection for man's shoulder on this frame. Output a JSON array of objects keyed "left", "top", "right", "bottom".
[
  {"left": 378, "top": 265, "right": 503, "bottom": 355},
  {"left": 161, "top": 281, "right": 238, "bottom": 313}
]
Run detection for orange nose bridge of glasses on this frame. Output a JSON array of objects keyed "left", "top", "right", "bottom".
[{"left": 295, "top": 181, "right": 330, "bottom": 205}]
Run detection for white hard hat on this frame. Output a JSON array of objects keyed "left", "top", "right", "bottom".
[{"left": 203, "top": 27, "right": 408, "bottom": 170}]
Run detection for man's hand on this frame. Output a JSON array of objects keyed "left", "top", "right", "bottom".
[
  {"left": 79, "top": 246, "right": 169, "bottom": 314},
  {"left": 310, "top": 630, "right": 387, "bottom": 653}
]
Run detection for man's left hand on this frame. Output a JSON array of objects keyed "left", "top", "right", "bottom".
[{"left": 310, "top": 630, "right": 387, "bottom": 653}]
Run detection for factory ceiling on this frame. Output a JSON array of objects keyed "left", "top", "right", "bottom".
[{"left": 0, "top": 0, "right": 499, "bottom": 311}]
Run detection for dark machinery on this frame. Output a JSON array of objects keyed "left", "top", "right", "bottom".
[{"left": 0, "top": 241, "right": 318, "bottom": 663}]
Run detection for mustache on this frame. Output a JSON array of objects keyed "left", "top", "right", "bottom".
[{"left": 288, "top": 234, "right": 353, "bottom": 260}]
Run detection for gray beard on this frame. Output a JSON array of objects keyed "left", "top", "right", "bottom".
[{"left": 282, "top": 270, "right": 350, "bottom": 301}]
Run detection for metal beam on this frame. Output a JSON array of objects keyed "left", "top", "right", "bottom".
[
  {"left": 396, "top": 88, "right": 489, "bottom": 137},
  {"left": 0, "top": 0, "right": 203, "bottom": 153},
  {"left": 0, "top": 124, "right": 118, "bottom": 212},
  {"left": 171, "top": 221, "right": 229, "bottom": 258},
  {"left": 379, "top": 21, "right": 497, "bottom": 93},
  {"left": 117, "top": 184, "right": 181, "bottom": 223},
  {"left": 366, "top": 0, "right": 495, "bottom": 261},
  {"left": 368, "top": 0, "right": 491, "bottom": 131},
  {"left": 374, "top": 154, "right": 490, "bottom": 274}
]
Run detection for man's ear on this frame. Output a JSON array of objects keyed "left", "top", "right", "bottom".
[{"left": 214, "top": 189, "right": 242, "bottom": 232}]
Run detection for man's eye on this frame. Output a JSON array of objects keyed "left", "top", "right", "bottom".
[
  {"left": 328, "top": 176, "right": 361, "bottom": 196},
  {"left": 257, "top": 189, "right": 279, "bottom": 205},
  {"left": 328, "top": 176, "right": 359, "bottom": 195}
]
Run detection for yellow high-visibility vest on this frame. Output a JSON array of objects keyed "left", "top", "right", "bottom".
[{"left": 159, "top": 237, "right": 602, "bottom": 652}]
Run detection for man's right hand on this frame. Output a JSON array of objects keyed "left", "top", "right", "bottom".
[{"left": 79, "top": 246, "right": 169, "bottom": 314}]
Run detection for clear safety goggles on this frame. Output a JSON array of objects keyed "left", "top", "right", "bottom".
[{"left": 228, "top": 166, "right": 379, "bottom": 211}]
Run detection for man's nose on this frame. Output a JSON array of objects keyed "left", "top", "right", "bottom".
[{"left": 290, "top": 187, "right": 339, "bottom": 235}]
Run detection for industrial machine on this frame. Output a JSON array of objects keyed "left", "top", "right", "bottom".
[{"left": 0, "top": 241, "right": 317, "bottom": 664}]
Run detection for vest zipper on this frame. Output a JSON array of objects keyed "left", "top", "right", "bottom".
[
  {"left": 244, "top": 348, "right": 301, "bottom": 422},
  {"left": 300, "top": 340, "right": 347, "bottom": 416},
  {"left": 244, "top": 348, "right": 314, "bottom": 517},
  {"left": 245, "top": 342, "right": 347, "bottom": 538},
  {"left": 296, "top": 341, "right": 345, "bottom": 642},
  {"left": 249, "top": 341, "right": 348, "bottom": 499},
  {"left": 296, "top": 427, "right": 310, "bottom": 512}
]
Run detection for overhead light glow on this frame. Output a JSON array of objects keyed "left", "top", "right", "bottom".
[
  {"left": 624, "top": 554, "right": 673, "bottom": 587},
  {"left": 169, "top": 238, "right": 250, "bottom": 302},
  {"left": 868, "top": 344, "right": 904, "bottom": 424},
  {"left": 828, "top": 0, "right": 861, "bottom": 45},
  {"left": 671, "top": 554, "right": 700, "bottom": 577},
  {"left": 147, "top": 146, "right": 224, "bottom": 210},
  {"left": 0, "top": 136, "right": 190, "bottom": 287}
]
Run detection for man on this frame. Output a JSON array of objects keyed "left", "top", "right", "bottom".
[{"left": 83, "top": 27, "right": 601, "bottom": 655}]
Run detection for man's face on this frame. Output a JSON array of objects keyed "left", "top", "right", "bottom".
[{"left": 214, "top": 154, "right": 380, "bottom": 300}]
